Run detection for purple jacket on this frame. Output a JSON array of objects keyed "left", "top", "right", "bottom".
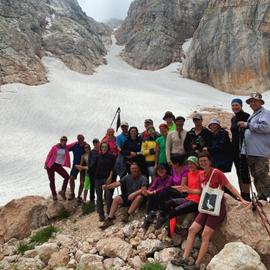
[{"left": 148, "top": 175, "right": 173, "bottom": 193}]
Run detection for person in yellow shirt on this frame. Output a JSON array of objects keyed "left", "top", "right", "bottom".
[{"left": 141, "top": 126, "right": 159, "bottom": 182}]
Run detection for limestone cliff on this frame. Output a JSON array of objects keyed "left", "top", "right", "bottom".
[
  {"left": 0, "top": 0, "right": 112, "bottom": 85},
  {"left": 182, "top": 0, "right": 270, "bottom": 94},
  {"left": 115, "top": 0, "right": 209, "bottom": 70}
]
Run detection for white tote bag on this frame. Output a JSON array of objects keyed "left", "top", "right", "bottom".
[{"left": 198, "top": 169, "right": 224, "bottom": 216}]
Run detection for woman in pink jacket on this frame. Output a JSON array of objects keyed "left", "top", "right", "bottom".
[{"left": 44, "top": 136, "right": 77, "bottom": 201}]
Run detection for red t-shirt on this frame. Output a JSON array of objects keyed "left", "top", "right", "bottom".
[
  {"left": 200, "top": 168, "right": 229, "bottom": 189},
  {"left": 186, "top": 170, "right": 202, "bottom": 203}
]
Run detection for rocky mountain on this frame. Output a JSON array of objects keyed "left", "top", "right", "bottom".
[
  {"left": 182, "top": 0, "right": 270, "bottom": 94},
  {"left": 115, "top": 0, "right": 209, "bottom": 70},
  {"left": 106, "top": 18, "right": 123, "bottom": 29},
  {"left": 0, "top": 0, "right": 112, "bottom": 85}
]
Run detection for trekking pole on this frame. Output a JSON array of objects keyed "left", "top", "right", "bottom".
[
  {"left": 110, "top": 107, "right": 121, "bottom": 128},
  {"left": 243, "top": 134, "right": 270, "bottom": 236}
]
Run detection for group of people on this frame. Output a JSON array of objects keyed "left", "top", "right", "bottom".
[{"left": 44, "top": 92, "right": 270, "bottom": 270}]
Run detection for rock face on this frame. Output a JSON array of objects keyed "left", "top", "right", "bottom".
[
  {"left": 0, "top": 0, "right": 112, "bottom": 85},
  {"left": 115, "top": 0, "right": 209, "bottom": 70},
  {"left": 182, "top": 0, "right": 270, "bottom": 94},
  {"left": 207, "top": 242, "right": 266, "bottom": 270},
  {"left": 212, "top": 195, "right": 270, "bottom": 268}
]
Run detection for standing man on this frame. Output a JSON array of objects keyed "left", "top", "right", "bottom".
[
  {"left": 88, "top": 138, "right": 100, "bottom": 203},
  {"left": 163, "top": 111, "right": 176, "bottom": 132},
  {"left": 68, "top": 134, "right": 86, "bottom": 202},
  {"left": 139, "top": 119, "right": 159, "bottom": 141},
  {"left": 115, "top": 121, "right": 129, "bottom": 178},
  {"left": 238, "top": 92, "right": 270, "bottom": 200},
  {"left": 166, "top": 116, "right": 191, "bottom": 166},
  {"left": 187, "top": 113, "right": 211, "bottom": 156}
]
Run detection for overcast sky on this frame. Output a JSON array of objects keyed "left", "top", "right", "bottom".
[{"left": 77, "top": 0, "right": 133, "bottom": 22}]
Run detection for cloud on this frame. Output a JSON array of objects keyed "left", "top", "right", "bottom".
[{"left": 77, "top": 0, "right": 132, "bottom": 22}]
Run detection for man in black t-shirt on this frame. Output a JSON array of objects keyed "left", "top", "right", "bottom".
[{"left": 100, "top": 163, "right": 148, "bottom": 230}]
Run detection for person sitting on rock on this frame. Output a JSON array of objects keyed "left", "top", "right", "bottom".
[
  {"left": 154, "top": 154, "right": 189, "bottom": 230},
  {"left": 163, "top": 156, "right": 202, "bottom": 235},
  {"left": 171, "top": 151, "right": 249, "bottom": 270},
  {"left": 141, "top": 164, "right": 173, "bottom": 230},
  {"left": 99, "top": 163, "right": 148, "bottom": 230}
]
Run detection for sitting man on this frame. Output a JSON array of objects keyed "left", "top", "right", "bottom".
[{"left": 100, "top": 163, "right": 148, "bottom": 230}]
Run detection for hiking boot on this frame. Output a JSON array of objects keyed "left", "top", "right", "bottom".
[
  {"left": 52, "top": 195, "right": 58, "bottom": 201},
  {"left": 171, "top": 257, "right": 189, "bottom": 267},
  {"left": 77, "top": 197, "right": 83, "bottom": 204},
  {"left": 99, "top": 219, "right": 114, "bottom": 230},
  {"left": 155, "top": 215, "right": 166, "bottom": 230},
  {"left": 183, "top": 265, "right": 200, "bottom": 270},
  {"left": 99, "top": 215, "right": 105, "bottom": 222},
  {"left": 142, "top": 211, "right": 156, "bottom": 230},
  {"left": 68, "top": 193, "right": 75, "bottom": 200},
  {"left": 58, "top": 190, "right": 66, "bottom": 200},
  {"left": 122, "top": 212, "right": 130, "bottom": 224}
]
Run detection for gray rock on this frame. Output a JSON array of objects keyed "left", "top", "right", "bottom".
[
  {"left": 166, "top": 262, "right": 184, "bottom": 270},
  {"left": 207, "top": 242, "right": 267, "bottom": 270},
  {"left": 137, "top": 239, "right": 162, "bottom": 255},
  {"left": 182, "top": 0, "right": 270, "bottom": 94},
  {"left": 115, "top": 0, "right": 208, "bottom": 70},
  {"left": 154, "top": 247, "right": 181, "bottom": 265},
  {"left": 0, "top": 0, "right": 112, "bottom": 85},
  {"left": 36, "top": 242, "right": 59, "bottom": 263},
  {"left": 79, "top": 254, "right": 104, "bottom": 270}
]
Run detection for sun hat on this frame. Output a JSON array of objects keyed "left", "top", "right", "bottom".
[
  {"left": 208, "top": 118, "right": 221, "bottom": 128},
  {"left": 187, "top": 156, "right": 199, "bottom": 166},
  {"left": 246, "top": 92, "right": 265, "bottom": 105},
  {"left": 163, "top": 111, "right": 175, "bottom": 120}
]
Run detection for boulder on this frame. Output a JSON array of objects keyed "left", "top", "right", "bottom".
[
  {"left": 0, "top": 196, "right": 48, "bottom": 243},
  {"left": 166, "top": 262, "right": 184, "bottom": 270},
  {"left": 48, "top": 248, "right": 70, "bottom": 268},
  {"left": 115, "top": 0, "right": 209, "bottom": 70},
  {"left": 79, "top": 254, "right": 104, "bottom": 270},
  {"left": 182, "top": 0, "right": 270, "bottom": 94},
  {"left": 154, "top": 247, "right": 182, "bottom": 265},
  {"left": 129, "top": 255, "right": 144, "bottom": 269},
  {"left": 103, "top": 257, "right": 125, "bottom": 269},
  {"left": 207, "top": 242, "right": 266, "bottom": 270},
  {"left": 36, "top": 242, "right": 59, "bottom": 263},
  {"left": 137, "top": 239, "right": 163, "bottom": 255},
  {"left": 212, "top": 195, "right": 270, "bottom": 268},
  {"left": 96, "top": 237, "right": 133, "bottom": 261}
]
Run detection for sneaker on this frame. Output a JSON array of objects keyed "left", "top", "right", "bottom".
[
  {"left": 155, "top": 215, "right": 166, "bottom": 230},
  {"left": 171, "top": 257, "right": 189, "bottom": 267},
  {"left": 58, "top": 190, "right": 66, "bottom": 200},
  {"left": 122, "top": 212, "right": 130, "bottom": 224},
  {"left": 99, "top": 219, "right": 114, "bottom": 230},
  {"left": 68, "top": 193, "right": 75, "bottom": 200}
]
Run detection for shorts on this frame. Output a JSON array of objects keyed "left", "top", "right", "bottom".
[
  {"left": 84, "top": 175, "right": 91, "bottom": 190},
  {"left": 70, "top": 165, "right": 80, "bottom": 178},
  {"left": 195, "top": 199, "right": 226, "bottom": 230},
  {"left": 120, "top": 194, "right": 132, "bottom": 207}
]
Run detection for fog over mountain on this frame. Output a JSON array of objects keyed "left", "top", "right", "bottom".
[{"left": 78, "top": 0, "right": 132, "bottom": 22}]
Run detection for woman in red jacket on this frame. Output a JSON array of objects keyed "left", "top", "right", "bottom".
[{"left": 44, "top": 136, "right": 76, "bottom": 201}]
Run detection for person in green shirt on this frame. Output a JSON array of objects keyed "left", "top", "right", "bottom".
[
  {"left": 163, "top": 111, "right": 176, "bottom": 131},
  {"left": 155, "top": 123, "right": 170, "bottom": 173}
]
